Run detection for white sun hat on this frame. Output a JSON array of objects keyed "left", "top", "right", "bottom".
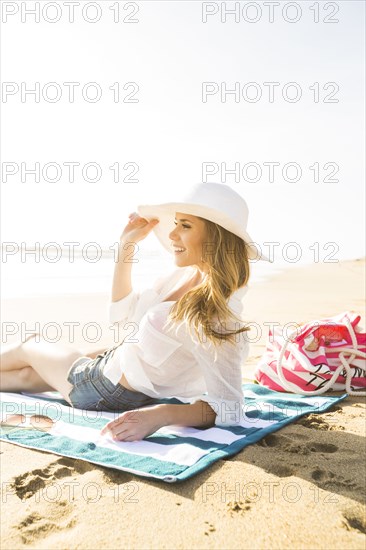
[{"left": 137, "top": 182, "right": 272, "bottom": 262}]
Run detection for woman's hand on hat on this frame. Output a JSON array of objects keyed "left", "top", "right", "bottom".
[{"left": 120, "top": 212, "right": 159, "bottom": 244}]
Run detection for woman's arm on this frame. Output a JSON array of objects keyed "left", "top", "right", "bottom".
[
  {"left": 111, "top": 238, "right": 134, "bottom": 302},
  {"left": 100, "top": 401, "right": 217, "bottom": 441},
  {"left": 159, "top": 401, "right": 217, "bottom": 428},
  {"left": 111, "top": 215, "right": 159, "bottom": 302}
]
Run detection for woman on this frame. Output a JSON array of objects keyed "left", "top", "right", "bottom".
[{"left": 0, "top": 183, "right": 271, "bottom": 441}]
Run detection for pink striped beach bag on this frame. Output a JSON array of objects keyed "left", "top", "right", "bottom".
[{"left": 254, "top": 311, "right": 366, "bottom": 396}]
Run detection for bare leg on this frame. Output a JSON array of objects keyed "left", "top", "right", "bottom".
[
  {"left": 0, "top": 337, "right": 34, "bottom": 371},
  {"left": 0, "top": 335, "right": 83, "bottom": 404},
  {"left": 0, "top": 369, "right": 54, "bottom": 393}
]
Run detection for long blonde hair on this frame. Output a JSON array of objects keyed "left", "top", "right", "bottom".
[{"left": 163, "top": 217, "right": 251, "bottom": 348}]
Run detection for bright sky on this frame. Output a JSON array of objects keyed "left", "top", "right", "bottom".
[{"left": 1, "top": 0, "right": 365, "bottom": 265}]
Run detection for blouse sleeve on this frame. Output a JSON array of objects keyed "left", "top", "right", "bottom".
[
  {"left": 109, "top": 290, "right": 140, "bottom": 325},
  {"left": 108, "top": 271, "right": 174, "bottom": 325},
  {"left": 189, "top": 320, "right": 250, "bottom": 428}
]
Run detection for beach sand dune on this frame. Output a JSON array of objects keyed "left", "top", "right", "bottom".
[{"left": 1, "top": 258, "right": 365, "bottom": 549}]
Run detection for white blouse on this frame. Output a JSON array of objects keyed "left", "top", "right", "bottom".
[{"left": 104, "top": 265, "right": 251, "bottom": 428}]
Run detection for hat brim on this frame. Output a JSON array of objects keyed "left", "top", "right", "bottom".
[{"left": 137, "top": 203, "right": 272, "bottom": 262}]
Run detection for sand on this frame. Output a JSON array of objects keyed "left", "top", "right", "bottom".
[{"left": 1, "top": 258, "right": 365, "bottom": 549}]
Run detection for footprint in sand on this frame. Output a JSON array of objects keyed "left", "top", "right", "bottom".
[
  {"left": 295, "top": 415, "right": 331, "bottom": 430},
  {"left": 10, "top": 459, "right": 81, "bottom": 545},
  {"left": 259, "top": 434, "right": 360, "bottom": 495},
  {"left": 258, "top": 433, "right": 338, "bottom": 455},
  {"left": 56, "top": 456, "right": 95, "bottom": 475},
  {"left": 11, "top": 460, "right": 75, "bottom": 501},
  {"left": 11, "top": 457, "right": 100, "bottom": 501},
  {"left": 10, "top": 456, "right": 118, "bottom": 546},
  {"left": 311, "top": 469, "right": 335, "bottom": 481},
  {"left": 342, "top": 504, "right": 366, "bottom": 534},
  {"left": 295, "top": 411, "right": 346, "bottom": 431},
  {"left": 306, "top": 442, "right": 338, "bottom": 453},
  {"left": 257, "top": 433, "right": 311, "bottom": 455},
  {"left": 311, "top": 469, "right": 358, "bottom": 492},
  {"left": 259, "top": 434, "right": 310, "bottom": 458},
  {"left": 16, "top": 501, "right": 76, "bottom": 545}
]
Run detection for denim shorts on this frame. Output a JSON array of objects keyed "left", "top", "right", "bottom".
[{"left": 66, "top": 348, "right": 159, "bottom": 412}]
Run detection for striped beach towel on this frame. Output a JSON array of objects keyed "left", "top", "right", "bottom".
[{"left": 0, "top": 384, "right": 347, "bottom": 483}]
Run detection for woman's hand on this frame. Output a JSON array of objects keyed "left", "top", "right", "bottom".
[
  {"left": 100, "top": 405, "right": 166, "bottom": 442},
  {"left": 120, "top": 212, "right": 159, "bottom": 245}
]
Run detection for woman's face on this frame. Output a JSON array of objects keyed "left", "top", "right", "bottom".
[{"left": 168, "top": 212, "right": 208, "bottom": 273}]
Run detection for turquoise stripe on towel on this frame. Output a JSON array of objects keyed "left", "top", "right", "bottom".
[{"left": 0, "top": 384, "right": 348, "bottom": 483}]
